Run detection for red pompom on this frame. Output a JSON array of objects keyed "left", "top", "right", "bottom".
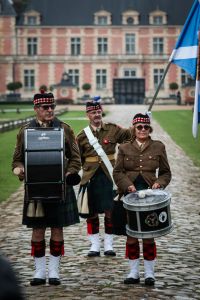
[{"left": 40, "top": 89, "right": 45, "bottom": 94}]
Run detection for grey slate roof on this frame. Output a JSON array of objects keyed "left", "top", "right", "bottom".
[
  {"left": 0, "top": 0, "right": 16, "bottom": 16},
  {"left": 17, "top": 0, "right": 194, "bottom": 26}
]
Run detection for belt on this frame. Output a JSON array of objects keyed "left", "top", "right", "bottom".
[{"left": 85, "top": 154, "right": 115, "bottom": 163}]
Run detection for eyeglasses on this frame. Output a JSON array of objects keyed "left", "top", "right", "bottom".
[
  {"left": 39, "top": 104, "right": 56, "bottom": 110},
  {"left": 136, "top": 125, "right": 150, "bottom": 131}
]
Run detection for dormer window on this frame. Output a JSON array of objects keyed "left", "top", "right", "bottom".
[
  {"left": 149, "top": 10, "right": 167, "bottom": 25},
  {"left": 27, "top": 16, "right": 37, "bottom": 25},
  {"left": 94, "top": 10, "right": 112, "bottom": 25},
  {"left": 24, "top": 10, "right": 41, "bottom": 26},
  {"left": 122, "top": 10, "right": 140, "bottom": 25}
]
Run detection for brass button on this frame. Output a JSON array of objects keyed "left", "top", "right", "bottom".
[
  {"left": 140, "top": 159, "right": 142, "bottom": 162},
  {"left": 126, "top": 158, "right": 129, "bottom": 160},
  {"left": 140, "top": 165, "right": 143, "bottom": 168}
]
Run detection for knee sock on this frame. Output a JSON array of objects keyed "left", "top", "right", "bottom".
[
  {"left": 50, "top": 239, "right": 64, "bottom": 256},
  {"left": 143, "top": 241, "right": 157, "bottom": 260},
  {"left": 104, "top": 216, "right": 113, "bottom": 234},
  {"left": 125, "top": 241, "right": 140, "bottom": 259},
  {"left": 31, "top": 239, "right": 45, "bottom": 257},
  {"left": 86, "top": 216, "right": 99, "bottom": 234}
]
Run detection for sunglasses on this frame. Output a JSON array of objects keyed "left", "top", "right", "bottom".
[
  {"left": 39, "top": 104, "right": 56, "bottom": 110},
  {"left": 136, "top": 125, "right": 150, "bottom": 131}
]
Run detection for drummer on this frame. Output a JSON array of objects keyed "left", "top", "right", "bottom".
[
  {"left": 113, "top": 113, "right": 171, "bottom": 286},
  {"left": 12, "top": 90, "right": 81, "bottom": 286}
]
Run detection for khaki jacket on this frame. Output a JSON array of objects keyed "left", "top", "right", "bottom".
[
  {"left": 12, "top": 119, "right": 81, "bottom": 174},
  {"left": 113, "top": 137, "right": 171, "bottom": 193},
  {"left": 76, "top": 122, "right": 131, "bottom": 184}
]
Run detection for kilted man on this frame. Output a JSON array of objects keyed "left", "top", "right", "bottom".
[
  {"left": 12, "top": 90, "right": 81, "bottom": 286},
  {"left": 76, "top": 97, "right": 131, "bottom": 257}
]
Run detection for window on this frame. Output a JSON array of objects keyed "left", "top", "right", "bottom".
[
  {"left": 97, "top": 16, "right": 108, "bottom": 25},
  {"left": 181, "top": 69, "right": 193, "bottom": 86},
  {"left": 94, "top": 10, "right": 112, "bottom": 25},
  {"left": 24, "top": 69, "right": 35, "bottom": 90},
  {"left": 153, "top": 37, "right": 163, "bottom": 55},
  {"left": 153, "top": 69, "right": 164, "bottom": 89},
  {"left": 124, "top": 69, "right": 136, "bottom": 78},
  {"left": 27, "top": 16, "right": 37, "bottom": 25},
  {"left": 27, "top": 38, "right": 37, "bottom": 56},
  {"left": 127, "top": 17, "right": 134, "bottom": 25},
  {"left": 68, "top": 69, "right": 79, "bottom": 86},
  {"left": 149, "top": 10, "right": 167, "bottom": 25},
  {"left": 126, "top": 34, "right": 135, "bottom": 54},
  {"left": 97, "top": 38, "right": 107, "bottom": 55},
  {"left": 71, "top": 38, "right": 81, "bottom": 56},
  {"left": 153, "top": 16, "right": 163, "bottom": 25},
  {"left": 96, "top": 69, "right": 107, "bottom": 89},
  {"left": 122, "top": 10, "right": 139, "bottom": 25}
]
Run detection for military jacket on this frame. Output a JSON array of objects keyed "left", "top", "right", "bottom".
[
  {"left": 76, "top": 122, "right": 131, "bottom": 184},
  {"left": 113, "top": 137, "right": 171, "bottom": 193},
  {"left": 12, "top": 118, "right": 81, "bottom": 174}
]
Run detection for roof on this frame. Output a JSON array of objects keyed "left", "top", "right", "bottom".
[
  {"left": 0, "top": 0, "right": 16, "bottom": 16},
  {"left": 17, "top": 0, "right": 194, "bottom": 26}
]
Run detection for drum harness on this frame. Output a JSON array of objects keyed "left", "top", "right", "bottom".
[{"left": 83, "top": 126, "right": 117, "bottom": 190}]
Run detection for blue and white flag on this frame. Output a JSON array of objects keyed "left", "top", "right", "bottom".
[
  {"left": 169, "top": 0, "right": 200, "bottom": 79},
  {"left": 170, "top": 0, "right": 200, "bottom": 137}
]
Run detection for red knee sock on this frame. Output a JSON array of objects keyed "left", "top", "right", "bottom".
[
  {"left": 86, "top": 216, "right": 99, "bottom": 234},
  {"left": 31, "top": 240, "right": 45, "bottom": 257},
  {"left": 50, "top": 239, "right": 64, "bottom": 256},
  {"left": 143, "top": 241, "right": 157, "bottom": 260},
  {"left": 125, "top": 241, "right": 140, "bottom": 259},
  {"left": 104, "top": 216, "right": 113, "bottom": 234}
]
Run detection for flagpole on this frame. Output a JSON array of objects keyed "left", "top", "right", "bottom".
[{"left": 148, "top": 61, "right": 171, "bottom": 111}]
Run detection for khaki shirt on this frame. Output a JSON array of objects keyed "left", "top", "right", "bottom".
[
  {"left": 76, "top": 122, "right": 131, "bottom": 184},
  {"left": 113, "top": 137, "right": 171, "bottom": 193},
  {"left": 12, "top": 119, "right": 81, "bottom": 174}
]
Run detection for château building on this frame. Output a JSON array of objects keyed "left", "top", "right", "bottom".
[{"left": 0, "top": 0, "right": 194, "bottom": 103}]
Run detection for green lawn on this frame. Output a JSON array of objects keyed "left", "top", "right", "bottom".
[
  {"left": 152, "top": 110, "right": 200, "bottom": 167},
  {"left": 0, "top": 111, "right": 88, "bottom": 203}
]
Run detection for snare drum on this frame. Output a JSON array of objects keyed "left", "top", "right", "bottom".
[
  {"left": 24, "top": 128, "right": 65, "bottom": 202},
  {"left": 123, "top": 189, "right": 173, "bottom": 238}
]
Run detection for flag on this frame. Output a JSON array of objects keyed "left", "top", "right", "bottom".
[
  {"left": 169, "top": 0, "right": 200, "bottom": 79},
  {"left": 193, "top": 80, "right": 200, "bottom": 137},
  {"left": 169, "top": 0, "right": 200, "bottom": 137}
]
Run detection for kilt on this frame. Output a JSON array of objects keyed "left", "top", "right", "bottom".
[
  {"left": 86, "top": 168, "right": 114, "bottom": 215},
  {"left": 22, "top": 185, "right": 80, "bottom": 228},
  {"left": 112, "top": 175, "right": 149, "bottom": 235}
]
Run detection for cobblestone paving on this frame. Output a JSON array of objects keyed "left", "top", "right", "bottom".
[{"left": 0, "top": 105, "right": 200, "bottom": 300}]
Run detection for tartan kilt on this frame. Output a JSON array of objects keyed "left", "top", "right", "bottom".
[
  {"left": 22, "top": 185, "right": 80, "bottom": 228},
  {"left": 86, "top": 168, "right": 115, "bottom": 215}
]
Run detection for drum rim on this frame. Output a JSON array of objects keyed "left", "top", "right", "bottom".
[
  {"left": 123, "top": 191, "right": 171, "bottom": 211},
  {"left": 126, "top": 223, "right": 174, "bottom": 239}
]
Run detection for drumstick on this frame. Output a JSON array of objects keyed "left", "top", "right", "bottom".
[{"left": 13, "top": 167, "right": 24, "bottom": 175}]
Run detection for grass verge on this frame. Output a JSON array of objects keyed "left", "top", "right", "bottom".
[{"left": 152, "top": 110, "right": 200, "bottom": 167}]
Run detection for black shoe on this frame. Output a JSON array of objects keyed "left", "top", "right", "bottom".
[
  {"left": 30, "top": 278, "right": 46, "bottom": 286},
  {"left": 104, "top": 250, "right": 116, "bottom": 256},
  {"left": 145, "top": 277, "right": 155, "bottom": 286},
  {"left": 49, "top": 278, "right": 61, "bottom": 285},
  {"left": 87, "top": 251, "right": 100, "bottom": 257},
  {"left": 124, "top": 277, "right": 140, "bottom": 284}
]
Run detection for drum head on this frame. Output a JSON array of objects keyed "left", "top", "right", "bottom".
[{"left": 123, "top": 189, "right": 171, "bottom": 211}]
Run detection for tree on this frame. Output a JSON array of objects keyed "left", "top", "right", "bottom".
[
  {"left": 82, "top": 83, "right": 91, "bottom": 92},
  {"left": 6, "top": 81, "right": 23, "bottom": 93},
  {"left": 39, "top": 84, "right": 48, "bottom": 92},
  {"left": 169, "top": 82, "right": 179, "bottom": 92}
]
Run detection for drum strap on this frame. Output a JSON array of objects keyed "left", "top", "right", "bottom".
[{"left": 83, "top": 126, "right": 117, "bottom": 189}]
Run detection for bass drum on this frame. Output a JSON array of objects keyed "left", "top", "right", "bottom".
[
  {"left": 24, "top": 128, "right": 65, "bottom": 202},
  {"left": 123, "top": 189, "right": 174, "bottom": 239}
]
